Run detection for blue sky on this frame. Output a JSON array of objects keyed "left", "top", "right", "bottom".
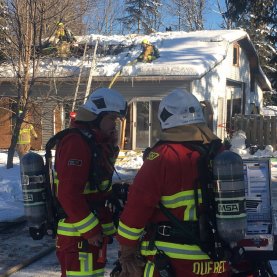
[
  {"left": 160, "top": 0, "right": 226, "bottom": 31},
  {"left": 87, "top": 0, "right": 227, "bottom": 35},
  {"left": 204, "top": 0, "right": 226, "bottom": 29}
]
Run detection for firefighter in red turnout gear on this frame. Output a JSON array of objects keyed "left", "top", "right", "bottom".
[
  {"left": 116, "top": 89, "right": 232, "bottom": 277},
  {"left": 55, "top": 87, "right": 127, "bottom": 277}
]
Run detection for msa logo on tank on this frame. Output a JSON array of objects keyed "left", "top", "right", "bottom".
[
  {"left": 218, "top": 203, "right": 239, "bottom": 213},
  {"left": 23, "top": 192, "right": 46, "bottom": 203}
]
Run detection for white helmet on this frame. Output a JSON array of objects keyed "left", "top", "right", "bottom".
[
  {"left": 76, "top": 87, "right": 127, "bottom": 121},
  {"left": 158, "top": 89, "right": 205, "bottom": 129}
]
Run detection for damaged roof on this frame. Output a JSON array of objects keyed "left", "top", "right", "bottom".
[{"left": 0, "top": 29, "right": 271, "bottom": 91}]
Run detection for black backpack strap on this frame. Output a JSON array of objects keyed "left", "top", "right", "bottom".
[
  {"left": 158, "top": 202, "right": 200, "bottom": 244},
  {"left": 44, "top": 129, "right": 84, "bottom": 236},
  {"left": 184, "top": 140, "right": 223, "bottom": 216},
  {"left": 45, "top": 128, "right": 88, "bottom": 158}
]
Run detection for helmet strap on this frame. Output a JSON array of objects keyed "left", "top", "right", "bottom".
[{"left": 88, "top": 112, "right": 108, "bottom": 129}]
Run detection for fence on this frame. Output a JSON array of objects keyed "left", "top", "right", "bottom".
[{"left": 231, "top": 114, "right": 277, "bottom": 150}]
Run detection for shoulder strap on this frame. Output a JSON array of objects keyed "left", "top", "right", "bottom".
[{"left": 45, "top": 128, "right": 92, "bottom": 158}]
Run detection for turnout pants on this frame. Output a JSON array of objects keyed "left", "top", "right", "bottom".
[{"left": 56, "top": 235, "right": 105, "bottom": 277}]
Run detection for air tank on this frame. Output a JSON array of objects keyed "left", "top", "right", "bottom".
[
  {"left": 212, "top": 150, "right": 247, "bottom": 243},
  {"left": 20, "top": 152, "right": 46, "bottom": 239}
]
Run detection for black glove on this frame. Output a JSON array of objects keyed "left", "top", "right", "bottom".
[
  {"left": 110, "top": 259, "right": 122, "bottom": 277},
  {"left": 106, "top": 183, "right": 130, "bottom": 227},
  {"left": 112, "top": 183, "right": 130, "bottom": 204}
]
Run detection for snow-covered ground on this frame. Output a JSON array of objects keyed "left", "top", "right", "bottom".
[{"left": 0, "top": 150, "right": 143, "bottom": 276}]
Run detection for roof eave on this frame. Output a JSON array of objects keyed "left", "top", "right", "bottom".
[{"left": 238, "top": 37, "right": 272, "bottom": 91}]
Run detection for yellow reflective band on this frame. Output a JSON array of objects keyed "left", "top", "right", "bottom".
[
  {"left": 141, "top": 240, "right": 210, "bottom": 260},
  {"left": 184, "top": 203, "right": 198, "bottom": 221},
  {"left": 161, "top": 189, "right": 202, "bottom": 209},
  {"left": 57, "top": 221, "right": 81, "bottom": 237},
  {"left": 83, "top": 180, "right": 112, "bottom": 194},
  {"left": 147, "top": 152, "right": 159, "bottom": 160},
  {"left": 54, "top": 183, "right": 59, "bottom": 195},
  {"left": 98, "top": 180, "right": 112, "bottom": 192},
  {"left": 57, "top": 213, "right": 99, "bottom": 237},
  {"left": 144, "top": 261, "right": 155, "bottom": 277},
  {"left": 117, "top": 221, "right": 144, "bottom": 241},
  {"left": 66, "top": 267, "right": 104, "bottom": 276},
  {"left": 79, "top": 252, "right": 93, "bottom": 273},
  {"left": 74, "top": 213, "right": 99, "bottom": 234},
  {"left": 101, "top": 222, "right": 116, "bottom": 236},
  {"left": 83, "top": 181, "right": 97, "bottom": 194}
]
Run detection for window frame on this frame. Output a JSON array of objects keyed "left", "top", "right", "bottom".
[{"left": 233, "top": 44, "right": 240, "bottom": 67}]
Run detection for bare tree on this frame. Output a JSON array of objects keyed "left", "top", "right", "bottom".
[
  {"left": 0, "top": 0, "right": 90, "bottom": 168},
  {"left": 216, "top": 0, "right": 235, "bottom": 29},
  {"left": 86, "top": 0, "right": 123, "bottom": 34},
  {"left": 165, "top": 0, "right": 206, "bottom": 31}
]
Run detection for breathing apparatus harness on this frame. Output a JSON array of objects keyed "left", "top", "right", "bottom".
[
  {"left": 143, "top": 140, "right": 245, "bottom": 276},
  {"left": 43, "top": 127, "right": 119, "bottom": 237},
  {"left": 46, "top": 127, "right": 116, "bottom": 190}
]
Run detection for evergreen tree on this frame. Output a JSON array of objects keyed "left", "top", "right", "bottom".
[
  {"left": 223, "top": 0, "right": 277, "bottom": 96},
  {"left": 120, "top": 0, "right": 162, "bottom": 34}
]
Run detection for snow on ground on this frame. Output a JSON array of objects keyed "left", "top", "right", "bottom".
[
  {"left": 0, "top": 152, "right": 24, "bottom": 222},
  {"left": 230, "top": 130, "right": 277, "bottom": 158}
]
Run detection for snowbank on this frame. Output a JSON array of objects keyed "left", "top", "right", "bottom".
[{"left": 230, "top": 130, "right": 277, "bottom": 158}]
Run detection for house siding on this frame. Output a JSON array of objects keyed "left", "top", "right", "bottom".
[
  {"left": 103, "top": 80, "right": 191, "bottom": 101},
  {"left": 192, "top": 62, "right": 227, "bottom": 137},
  {"left": 255, "top": 82, "right": 264, "bottom": 111},
  {"left": 226, "top": 43, "right": 251, "bottom": 115},
  {"left": 41, "top": 100, "right": 56, "bottom": 147},
  {"left": 0, "top": 98, "right": 12, "bottom": 149}
]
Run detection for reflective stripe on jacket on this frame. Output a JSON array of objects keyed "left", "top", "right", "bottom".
[
  {"left": 117, "top": 143, "right": 208, "bottom": 260},
  {"left": 141, "top": 240, "right": 210, "bottom": 260}
]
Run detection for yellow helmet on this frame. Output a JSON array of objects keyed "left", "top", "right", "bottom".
[
  {"left": 142, "top": 38, "right": 150, "bottom": 45},
  {"left": 57, "top": 22, "right": 64, "bottom": 27}
]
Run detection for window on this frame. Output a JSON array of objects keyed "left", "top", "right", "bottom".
[
  {"left": 125, "top": 99, "right": 161, "bottom": 150},
  {"left": 233, "top": 44, "right": 240, "bottom": 66},
  {"left": 226, "top": 98, "right": 241, "bottom": 134}
]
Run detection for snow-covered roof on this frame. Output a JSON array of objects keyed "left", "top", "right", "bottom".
[{"left": 0, "top": 29, "right": 271, "bottom": 90}]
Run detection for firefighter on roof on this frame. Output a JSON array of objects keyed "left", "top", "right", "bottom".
[
  {"left": 54, "top": 22, "right": 76, "bottom": 44},
  {"left": 137, "top": 38, "right": 159, "bottom": 63},
  {"left": 54, "top": 87, "right": 127, "bottom": 277},
  {"left": 116, "top": 89, "right": 232, "bottom": 276}
]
